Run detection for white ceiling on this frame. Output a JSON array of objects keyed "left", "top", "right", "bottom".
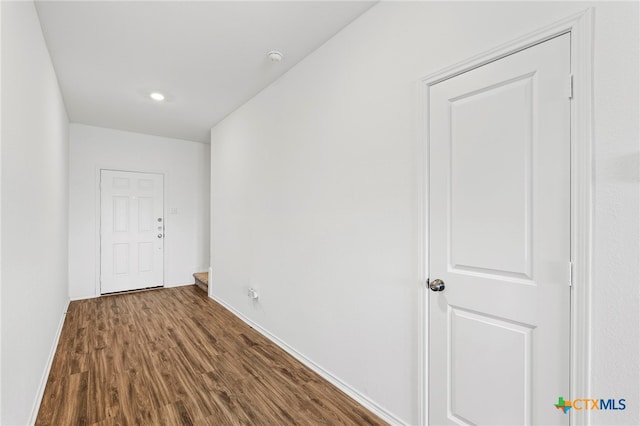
[{"left": 35, "top": 1, "right": 376, "bottom": 143}]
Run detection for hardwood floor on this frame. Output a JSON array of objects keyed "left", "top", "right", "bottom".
[{"left": 36, "top": 286, "right": 386, "bottom": 425}]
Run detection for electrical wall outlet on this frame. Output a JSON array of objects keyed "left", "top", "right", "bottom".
[{"left": 247, "top": 288, "right": 259, "bottom": 300}]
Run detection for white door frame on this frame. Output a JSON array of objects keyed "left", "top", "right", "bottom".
[
  {"left": 420, "top": 9, "right": 594, "bottom": 426},
  {"left": 95, "top": 166, "right": 168, "bottom": 297}
]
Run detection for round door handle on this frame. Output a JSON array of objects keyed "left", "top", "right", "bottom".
[
  {"left": 157, "top": 234, "right": 163, "bottom": 239},
  {"left": 429, "top": 279, "right": 445, "bottom": 292}
]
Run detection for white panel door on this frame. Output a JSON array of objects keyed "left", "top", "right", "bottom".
[
  {"left": 100, "top": 170, "right": 164, "bottom": 294},
  {"left": 429, "top": 34, "right": 570, "bottom": 425}
]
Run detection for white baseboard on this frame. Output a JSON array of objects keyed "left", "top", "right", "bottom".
[
  {"left": 28, "top": 298, "right": 70, "bottom": 425},
  {"left": 70, "top": 294, "right": 99, "bottom": 301},
  {"left": 164, "top": 281, "right": 194, "bottom": 288},
  {"left": 209, "top": 294, "right": 405, "bottom": 426}
]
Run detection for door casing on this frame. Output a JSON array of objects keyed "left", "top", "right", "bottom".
[
  {"left": 420, "top": 9, "right": 594, "bottom": 426},
  {"left": 95, "top": 166, "right": 168, "bottom": 297}
]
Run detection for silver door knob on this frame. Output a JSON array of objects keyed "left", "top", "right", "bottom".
[
  {"left": 429, "top": 279, "right": 445, "bottom": 292},
  {"left": 157, "top": 234, "right": 163, "bottom": 239}
]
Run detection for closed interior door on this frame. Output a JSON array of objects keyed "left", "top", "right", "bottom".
[
  {"left": 428, "top": 34, "right": 571, "bottom": 425},
  {"left": 100, "top": 170, "right": 164, "bottom": 294}
]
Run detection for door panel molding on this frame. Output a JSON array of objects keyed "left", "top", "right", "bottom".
[{"left": 420, "top": 9, "right": 594, "bottom": 426}]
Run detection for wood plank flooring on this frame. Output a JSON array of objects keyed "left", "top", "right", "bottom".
[{"left": 36, "top": 286, "right": 386, "bottom": 425}]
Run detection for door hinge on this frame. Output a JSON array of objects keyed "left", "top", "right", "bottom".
[
  {"left": 568, "top": 74, "right": 574, "bottom": 99},
  {"left": 568, "top": 261, "right": 573, "bottom": 287}
]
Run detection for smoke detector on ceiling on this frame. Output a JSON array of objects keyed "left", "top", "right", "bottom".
[{"left": 267, "top": 50, "right": 283, "bottom": 62}]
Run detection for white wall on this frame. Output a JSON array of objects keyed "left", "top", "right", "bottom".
[
  {"left": 1, "top": 1, "right": 70, "bottom": 424},
  {"left": 210, "top": 2, "right": 639, "bottom": 424},
  {"left": 591, "top": 5, "right": 640, "bottom": 426},
  {"left": 0, "top": 2, "right": 4, "bottom": 422},
  {"left": 69, "top": 124, "right": 210, "bottom": 300}
]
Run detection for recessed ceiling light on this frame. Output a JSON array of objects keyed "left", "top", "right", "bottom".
[{"left": 150, "top": 92, "right": 165, "bottom": 101}]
